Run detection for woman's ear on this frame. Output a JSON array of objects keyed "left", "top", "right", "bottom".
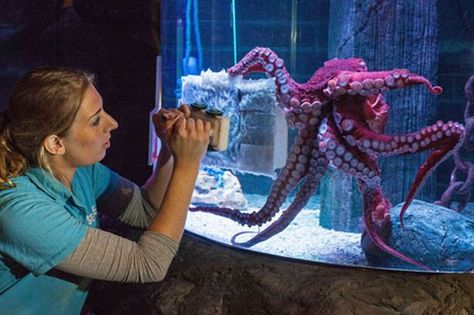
[{"left": 43, "top": 135, "right": 66, "bottom": 155}]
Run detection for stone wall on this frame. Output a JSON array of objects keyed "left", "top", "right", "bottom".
[{"left": 88, "top": 233, "right": 474, "bottom": 315}]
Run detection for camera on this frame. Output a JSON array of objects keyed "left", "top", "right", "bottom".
[{"left": 189, "top": 103, "right": 230, "bottom": 151}]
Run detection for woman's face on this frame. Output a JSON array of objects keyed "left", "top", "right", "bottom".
[{"left": 62, "top": 84, "right": 118, "bottom": 166}]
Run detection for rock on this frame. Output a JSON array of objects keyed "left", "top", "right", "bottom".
[
  {"left": 155, "top": 279, "right": 196, "bottom": 315},
  {"left": 192, "top": 167, "right": 248, "bottom": 210},
  {"left": 365, "top": 199, "right": 474, "bottom": 271},
  {"left": 87, "top": 233, "right": 474, "bottom": 315}
]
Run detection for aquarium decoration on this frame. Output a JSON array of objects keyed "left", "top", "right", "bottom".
[
  {"left": 436, "top": 75, "right": 474, "bottom": 211},
  {"left": 181, "top": 69, "right": 288, "bottom": 177},
  {"left": 192, "top": 167, "right": 248, "bottom": 210},
  {"left": 189, "top": 47, "right": 465, "bottom": 270},
  {"left": 380, "top": 200, "right": 474, "bottom": 271}
]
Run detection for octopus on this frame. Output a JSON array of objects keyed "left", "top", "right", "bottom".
[
  {"left": 435, "top": 75, "right": 474, "bottom": 211},
  {"left": 189, "top": 47, "right": 464, "bottom": 269}
]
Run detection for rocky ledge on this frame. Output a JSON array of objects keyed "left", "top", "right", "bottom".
[{"left": 88, "top": 232, "right": 474, "bottom": 315}]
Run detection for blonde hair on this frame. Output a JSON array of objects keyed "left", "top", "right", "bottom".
[{"left": 0, "top": 67, "right": 94, "bottom": 188}]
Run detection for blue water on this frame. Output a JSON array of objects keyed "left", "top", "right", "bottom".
[{"left": 163, "top": 0, "right": 474, "bottom": 273}]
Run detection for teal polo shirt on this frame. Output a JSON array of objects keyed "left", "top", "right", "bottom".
[{"left": 0, "top": 163, "right": 116, "bottom": 315}]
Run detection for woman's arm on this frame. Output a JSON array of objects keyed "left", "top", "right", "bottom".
[
  {"left": 96, "top": 143, "right": 175, "bottom": 229},
  {"left": 57, "top": 227, "right": 178, "bottom": 283},
  {"left": 146, "top": 114, "right": 210, "bottom": 242},
  {"left": 141, "top": 143, "right": 174, "bottom": 212}
]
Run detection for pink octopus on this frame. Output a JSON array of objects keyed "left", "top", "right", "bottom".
[{"left": 190, "top": 47, "right": 464, "bottom": 269}]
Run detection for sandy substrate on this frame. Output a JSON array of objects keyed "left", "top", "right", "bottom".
[
  {"left": 187, "top": 196, "right": 474, "bottom": 273},
  {"left": 186, "top": 194, "right": 368, "bottom": 267}
]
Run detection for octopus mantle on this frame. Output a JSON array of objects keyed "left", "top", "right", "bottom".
[{"left": 190, "top": 47, "right": 464, "bottom": 270}]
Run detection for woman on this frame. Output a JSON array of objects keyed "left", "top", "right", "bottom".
[{"left": 0, "top": 67, "right": 210, "bottom": 314}]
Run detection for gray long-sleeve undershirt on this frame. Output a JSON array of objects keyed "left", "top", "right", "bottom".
[{"left": 56, "top": 184, "right": 179, "bottom": 283}]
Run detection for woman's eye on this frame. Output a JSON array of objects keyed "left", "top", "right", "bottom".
[{"left": 92, "top": 117, "right": 101, "bottom": 126}]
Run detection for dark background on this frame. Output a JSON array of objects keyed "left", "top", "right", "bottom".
[{"left": 0, "top": 0, "right": 160, "bottom": 185}]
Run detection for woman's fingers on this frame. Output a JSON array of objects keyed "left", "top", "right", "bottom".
[
  {"left": 175, "top": 116, "right": 186, "bottom": 134},
  {"left": 195, "top": 118, "right": 204, "bottom": 134},
  {"left": 186, "top": 118, "right": 196, "bottom": 137},
  {"left": 203, "top": 121, "right": 211, "bottom": 135},
  {"left": 178, "top": 104, "right": 192, "bottom": 118},
  {"left": 153, "top": 109, "right": 184, "bottom": 130},
  {"left": 173, "top": 117, "right": 210, "bottom": 138}
]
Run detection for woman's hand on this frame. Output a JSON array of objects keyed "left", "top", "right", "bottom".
[
  {"left": 153, "top": 109, "right": 183, "bottom": 144},
  {"left": 170, "top": 116, "right": 211, "bottom": 167},
  {"left": 152, "top": 104, "right": 193, "bottom": 145}
]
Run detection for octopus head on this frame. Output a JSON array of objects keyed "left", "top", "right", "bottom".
[{"left": 323, "top": 57, "right": 368, "bottom": 73}]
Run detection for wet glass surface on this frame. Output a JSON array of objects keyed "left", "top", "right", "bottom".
[{"left": 160, "top": 0, "right": 474, "bottom": 273}]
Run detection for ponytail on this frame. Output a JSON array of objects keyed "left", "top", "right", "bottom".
[{"left": 0, "top": 111, "right": 28, "bottom": 189}]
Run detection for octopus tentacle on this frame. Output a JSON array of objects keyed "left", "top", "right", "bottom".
[
  {"left": 227, "top": 47, "right": 297, "bottom": 105},
  {"left": 323, "top": 118, "right": 380, "bottom": 187},
  {"left": 336, "top": 115, "right": 465, "bottom": 226},
  {"left": 228, "top": 131, "right": 322, "bottom": 246},
  {"left": 232, "top": 153, "right": 326, "bottom": 247},
  {"left": 363, "top": 94, "right": 389, "bottom": 133},
  {"left": 434, "top": 181, "right": 464, "bottom": 208},
  {"left": 285, "top": 100, "right": 329, "bottom": 128},
  {"left": 458, "top": 162, "right": 474, "bottom": 194},
  {"left": 190, "top": 163, "right": 299, "bottom": 227},
  {"left": 190, "top": 129, "right": 314, "bottom": 227},
  {"left": 324, "top": 70, "right": 442, "bottom": 97},
  {"left": 399, "top": 125, "right": 464, "bottom": 227},
  {"left": 327, "top": 116, "right": 431, "bottom": 268},
  {"left": 361, "top": 187, "right": 431, "bottom": 270},
  {"left": 337, "top": 118, "right": 463, "bottom": 159}
]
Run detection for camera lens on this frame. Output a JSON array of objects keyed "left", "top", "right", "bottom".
[
  {"left": 191, "top": 103, "right": 207, "bottom": 110},
  {"left": 206, "top": 108, "right": 223, "bottom": 116}
]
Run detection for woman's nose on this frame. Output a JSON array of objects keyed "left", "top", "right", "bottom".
[{"left": 106, "top": 112, "right": 119, "bottom": 131}]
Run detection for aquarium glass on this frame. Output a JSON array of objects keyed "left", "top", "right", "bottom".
[{"left": 159, "top": 0, "right": 474, "bottom": 273}]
